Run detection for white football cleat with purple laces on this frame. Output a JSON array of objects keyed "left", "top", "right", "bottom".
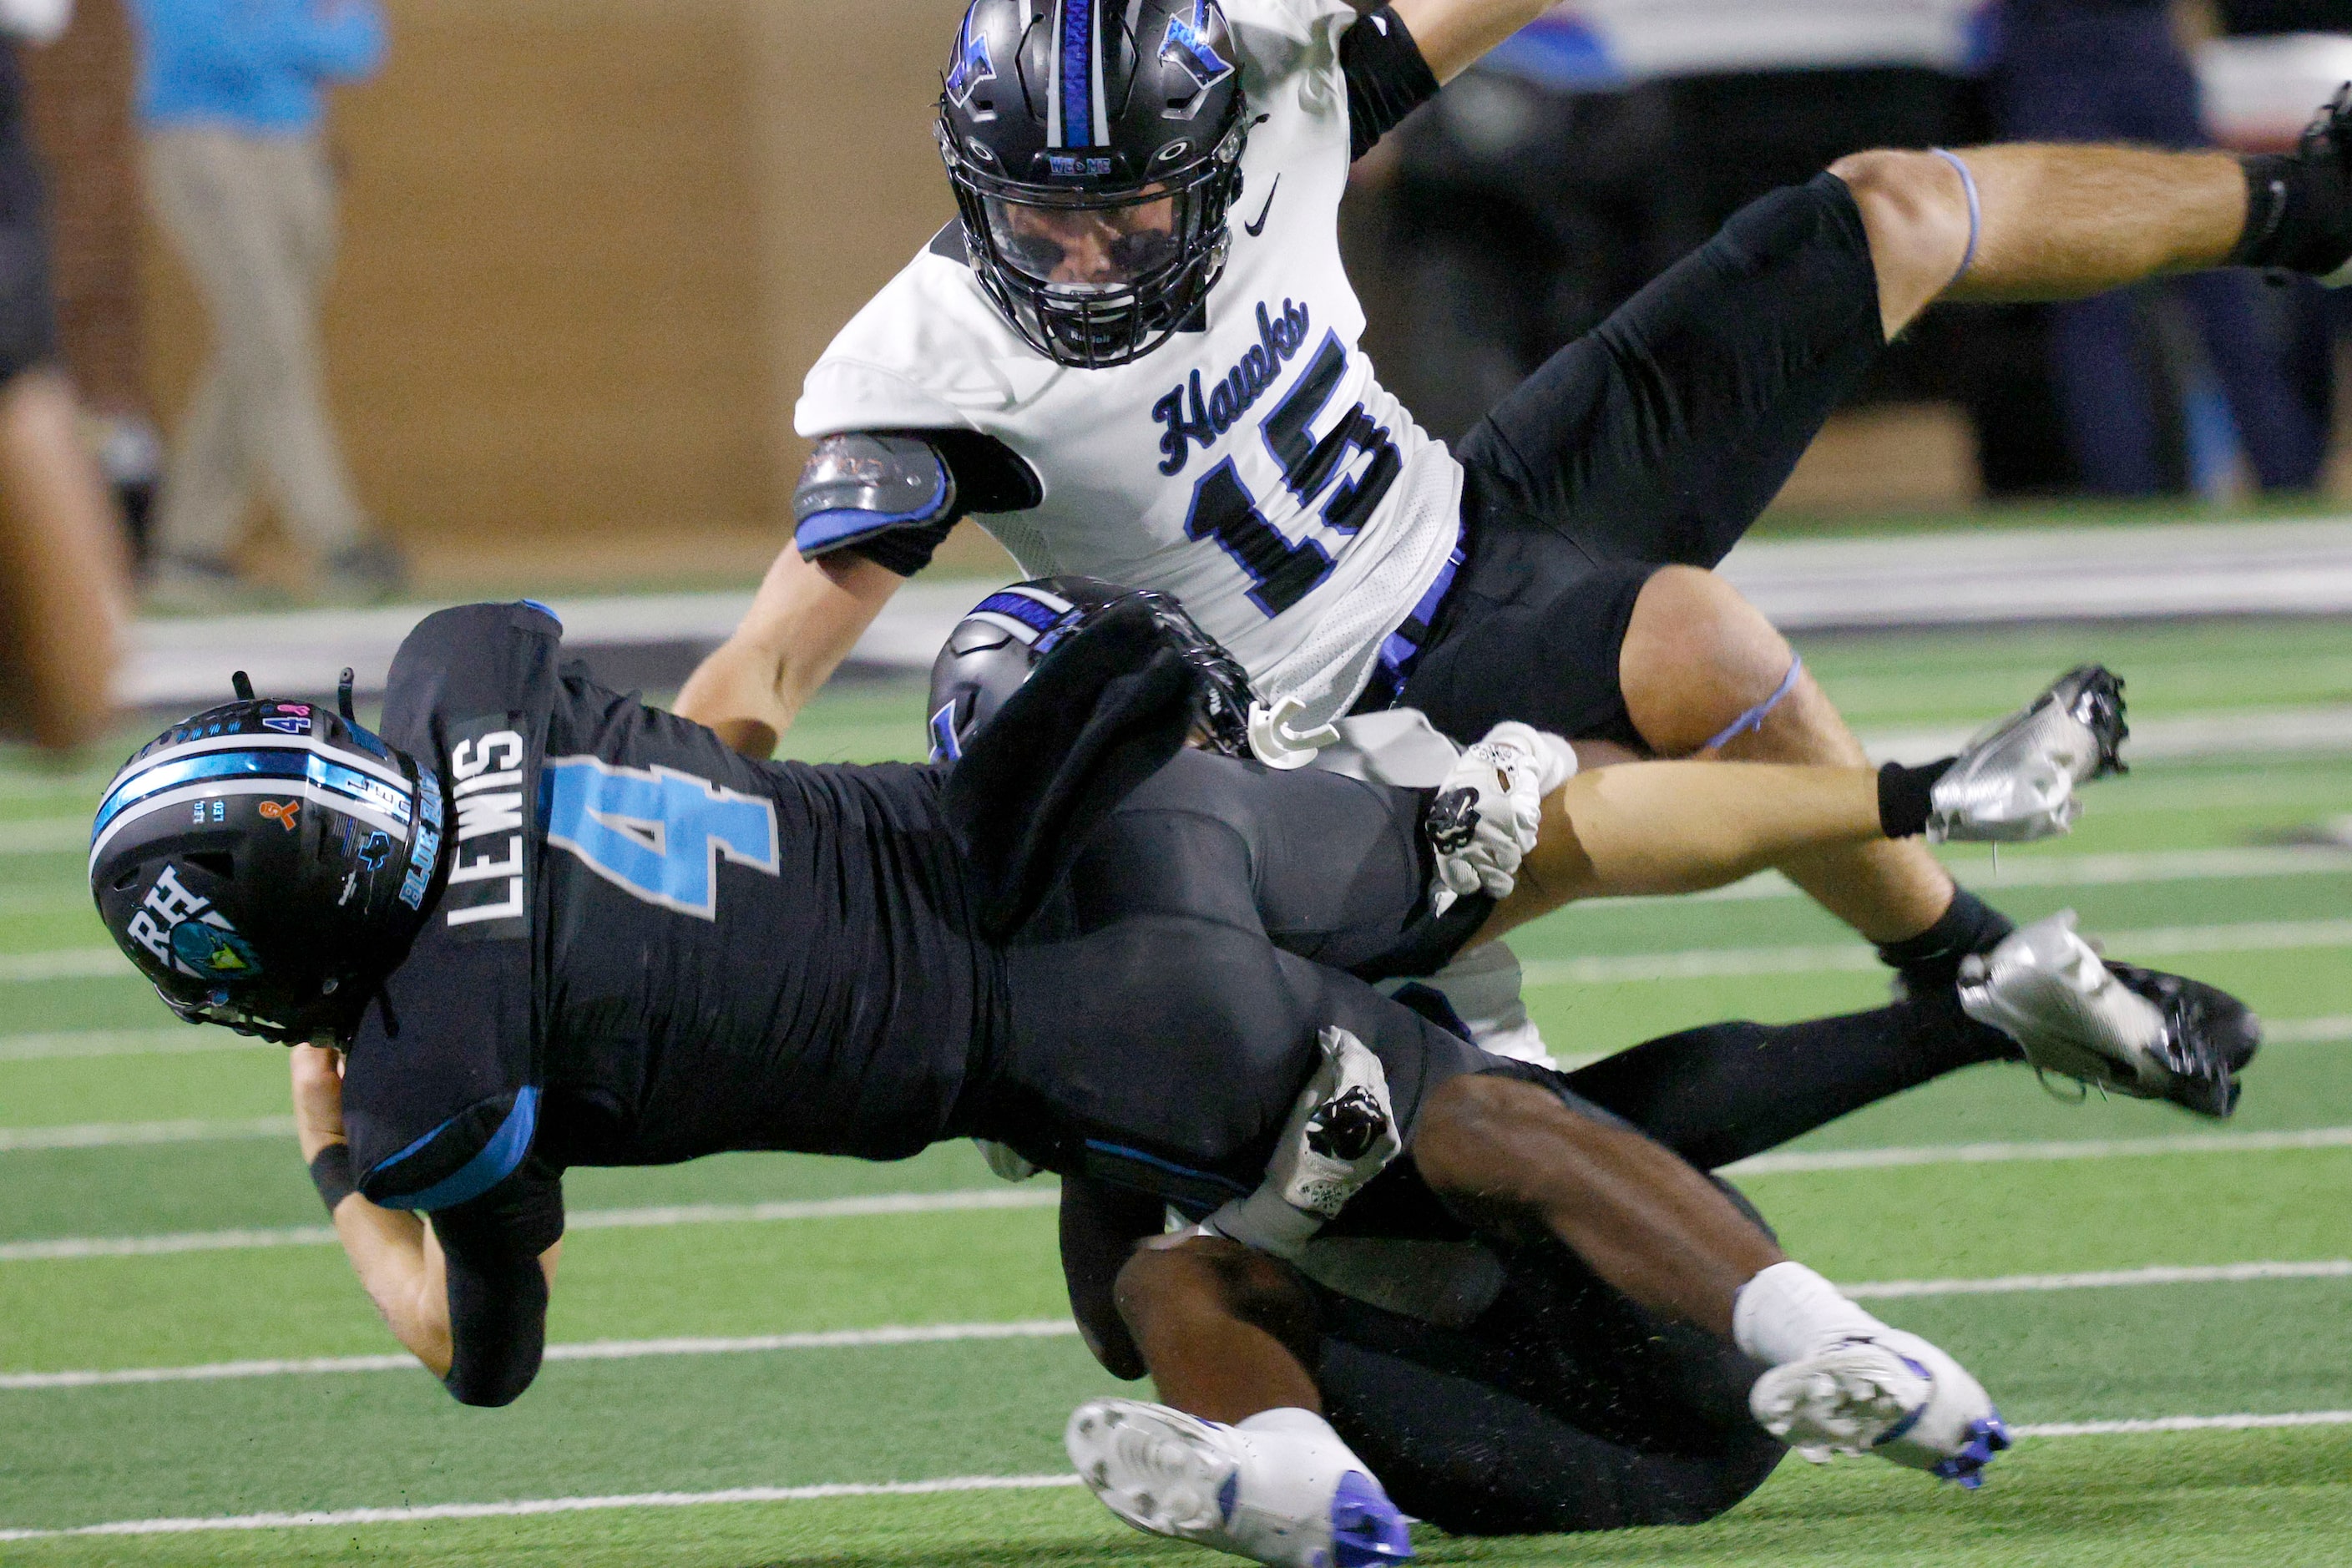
[
  {"left": 1067, "top": 1398, "right": 1414, "bottom": 1567},
  {"left": 1749, "top": 1328, "right": 2012, "bottom": 1488}
]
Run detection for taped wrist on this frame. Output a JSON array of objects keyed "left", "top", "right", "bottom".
[
  {"left": 1877, "top": 756, "right": 1955, "bottom": 839},
  {"left": 309, "top": 1141, "right": 357, "bottom": 1214},
  {"left": 2228, "top": 154, "right": 2352, "bottom": 274}
]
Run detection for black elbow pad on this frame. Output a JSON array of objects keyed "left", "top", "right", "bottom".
[{"left": 794, "top": 433, "right": 958, "bottom": 559}]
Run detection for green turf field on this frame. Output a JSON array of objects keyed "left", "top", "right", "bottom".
[{"left": 3, "top": 616, "right": 2349, "bottom": 1565}]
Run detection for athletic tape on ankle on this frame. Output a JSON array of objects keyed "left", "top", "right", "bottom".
[
  {"left": 1702, "top": 655, "right": 1803, "bottom": 752},
  {"left": 1930, "top": 148, "right": 1981, "bottom": 283}
]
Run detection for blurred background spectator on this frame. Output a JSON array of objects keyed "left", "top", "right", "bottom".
[
  {"left": 131, "top": 0, "right": 395, "bottom": 609},
  {"left": 0, "top": 0, "right": 129, "bottom": 752},
  {"left": 21, "top": 0, "right": 160, "bottom": 554},
  {"left": 1993, "top": 0, "right": 2322, "bottom": 496}
]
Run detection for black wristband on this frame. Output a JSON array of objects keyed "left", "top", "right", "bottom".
[
  {"left": 1877, "top": 757, "right": 1955, "bottom": 839},
  {"left": 309, "top": 1141, "right": 357, "bottom": 1213},
  {"left": 2227, "top": 154, "right": 2350, "bottom": 275}
]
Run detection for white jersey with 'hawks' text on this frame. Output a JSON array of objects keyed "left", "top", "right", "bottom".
[{"left": 797, "top": 0, "right": 1463, "bottom": 737}]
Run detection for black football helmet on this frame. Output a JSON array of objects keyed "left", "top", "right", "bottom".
[
  {"left": 938, "top": 0, "right": 1249, "bottom": 367},
  {"left": 928, "top": 577, "right": 1257, "bottom": 761},
  {"left": 88, "top": 676, "right": 447, "bottom": 1044}
]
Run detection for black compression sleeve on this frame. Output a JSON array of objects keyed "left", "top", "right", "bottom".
[
  {"left": 427, "top": 1159, "right": 565, "bottom": 1407},
  {"left": 1340, "top": 7, "right": 1439, "bottom": 161},
  {"left": 442, "top": 1245, "right": 548, "bottom": 1406}
]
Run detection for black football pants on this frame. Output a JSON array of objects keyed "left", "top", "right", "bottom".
[{"left": 1393, "top": 172, "right": 1887, "bottom": 746}]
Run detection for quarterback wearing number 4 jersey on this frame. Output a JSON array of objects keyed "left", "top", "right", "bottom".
[{"left": 107, "top": 598, "right": 2241, "bottom": 1550}]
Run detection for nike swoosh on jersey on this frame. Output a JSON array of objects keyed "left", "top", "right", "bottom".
[{"left": 1243, "top": 175, "right": 1281, "bottom": 238}]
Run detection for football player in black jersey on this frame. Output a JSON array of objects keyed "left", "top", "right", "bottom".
[{"left": 91, "top": 601, "right": 2248, "bottom": 1565}]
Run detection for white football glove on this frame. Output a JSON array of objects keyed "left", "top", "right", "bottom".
[
  {"left": 1425, "top": 722, "right": 1575, "bottom": 917},
  {"left": 1206, "top": 1026, "right": 1401, "bottom": 1259}
]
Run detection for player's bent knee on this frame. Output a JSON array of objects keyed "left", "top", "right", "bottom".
[
  {"left": 1618, "top": 568, "right": 1797, "bottom": 756},
  {"left": 1826, "top": 149, "right": 1973, "bottom": 332}
]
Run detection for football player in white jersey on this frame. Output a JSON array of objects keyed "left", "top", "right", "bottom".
[{"left": 679, "top": 0, "right": 2352, "bottom": 1092}]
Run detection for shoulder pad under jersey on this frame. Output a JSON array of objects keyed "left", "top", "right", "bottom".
[{"left": 793, "top": 432, "right": 956, "bottom": 557}]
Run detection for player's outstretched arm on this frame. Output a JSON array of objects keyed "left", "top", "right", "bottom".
[
  {"left": 674, "top": 547, "right": 902, "bottom": 758},
  {"left": 1386, "top": 0, "right": 1556, "bottom": 84},
  {"left": 291, "top": 1045, "right": 561, "bottom": 1400},
  {"left": 292, "top": 1044, "right": 456, "bottom": 1376}
]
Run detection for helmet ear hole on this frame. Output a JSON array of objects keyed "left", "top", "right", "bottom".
[{"left": 110, "top": 866, "right": 144, "bottom": 892}]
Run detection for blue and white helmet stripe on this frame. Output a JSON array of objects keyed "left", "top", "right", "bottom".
[
  {"left": 89, "top": 733, "right": 421, "bottom": 872},
  {"left": 966, "top": 584, "right": 1082, "bottom": 650},
  {"left": 1046, "top": 0, "right": 1110, "bottom": 149}
]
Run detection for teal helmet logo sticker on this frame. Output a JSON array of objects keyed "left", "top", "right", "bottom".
[
  {"left": 169, "top": 919, "right": 261, "bottom": 979},
  {"left": 123, "top": 865, "right": 262, "bottom": 981}
]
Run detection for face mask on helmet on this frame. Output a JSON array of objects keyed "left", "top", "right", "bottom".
[
  {"left": 938, "top": 0, "right": 1248, "bottom": 368},
  {"left": 927, "top": 576, "right": 1258, "bottom": 763},
  {"left": 88, "top": 672, "right": 448, "bottom": 1044}
]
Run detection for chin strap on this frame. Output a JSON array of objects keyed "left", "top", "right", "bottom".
[{"left": 1247, "top": 694, "right": 1341, "bottom": 769}]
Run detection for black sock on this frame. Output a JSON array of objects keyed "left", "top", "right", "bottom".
[
  {"left": 1564, "top": 996, "right": 2017, "bottom": 1170},
  {"left": 2228, "top": 151, "right": 2352, "bottom": 275},
  {"left": 1876, "top": 756, "right": 1955, "bottom": 839},
  {"left": 1874, "top": 884, "right": 2016, "bottom": 997}
]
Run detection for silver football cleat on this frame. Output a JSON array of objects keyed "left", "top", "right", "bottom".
[
  {"left": 1959, "top": 912, "right": 2259, "bottom": 1117},
  {"left": 1927, "top": 666, "right": 2127, "bottom": 842}
]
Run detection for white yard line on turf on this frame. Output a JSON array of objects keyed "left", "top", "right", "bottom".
[
  {"left": 0, "top": 1116, "right": 292, "bottom": 1152},
  {"left": 13, "top": 1117, "right": 2352, "bottom": 1256},
  {"left": 2268, "top": 1014, "right": 2352, "bottom": 1043},
  {"left": 1658, "top": 845, "right": 2352, "bottom": 903},
  {"left": 0, "top": 1186, "right": 1060, "bottom": 1260},
  {"left": 1841, "top": 1258, "right": 2352, "bottom": 1299},
  {"left": 2014, "top": 1411, "right": 2352, "bottom": 1437},
  {"left": 0, "top": 948, "right": 133, "bottom": 984},
  {"left": 1727, "top": 1125, "right": 2352, "bottom": 1174},
  {"left": 0, "top": 1029, "right": 265, "bottom": 1062},
  {"left": 10, "top": 1259, "right": 2348, "bottom": 1392},
  {"left": 9, "top": 1411, "right": 2352, "bottom": 1540},
  {"left": 1520, "top": 916, "right": 2352, "bottom": 986},
  {"left": 0, "top": 1320, "right": 1081, "bottom": 1390},
  {"left": 0, "top": 1474, "right": 1088, "bottom": 1542}
]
